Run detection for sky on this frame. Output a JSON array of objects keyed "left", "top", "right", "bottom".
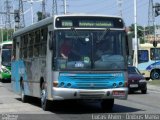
[{"left": 1, "top": 0, "right": 160, "bottom": 28}]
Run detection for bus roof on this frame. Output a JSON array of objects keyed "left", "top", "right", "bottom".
[
  {"left": 0, "top": 41, "right": 12, "bottom": 45},
  {"left": 139, "top": 43, "right": 160, "bottom": 49},
  {"left": 13, "top": 14, "right": 124, "bottom": 37}
]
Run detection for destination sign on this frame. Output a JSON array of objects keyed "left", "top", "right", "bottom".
[
  {"left": 79, "top": 20, "right": 113, "bottom": 27},
  {"left": 56, "top": 16, "right": 124, "bottom": 28}
]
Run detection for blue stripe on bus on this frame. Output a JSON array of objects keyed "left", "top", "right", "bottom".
[
  {"left": 146, "top": 61, "right": 160, "bottom": 70},
  {"left": 11, "top": 60, "right": 30, "bottom": 95}
]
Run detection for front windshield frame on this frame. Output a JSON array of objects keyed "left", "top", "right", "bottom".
[{"left": 53, "top": 29, "right": 127, "bottom": 71}]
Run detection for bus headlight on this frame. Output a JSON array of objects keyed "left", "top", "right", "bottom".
[
  {"left": 59, "top": 82, "right": 65, "bottom": 87},
  {"left": 66, "top": 83, "right": 72, "bottom": 88},
  {"left": 113, "top": 83, "right": 117, "bottom": 87},
  {"left": 119, "top": 82, "right": 123, "bottom": 87}
]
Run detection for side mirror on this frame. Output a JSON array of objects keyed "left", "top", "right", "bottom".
[
  {"left": 49, "top": 31, "right": 53, "bottom": 50},
  {"left": 126, "top": 33, "right": 133, "bottom": 56}
]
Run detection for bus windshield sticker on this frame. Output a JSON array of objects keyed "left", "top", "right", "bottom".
[
  {"left": 60, "top": 64, "right": 66, "bottom": 69},
  {"left": 83, "top": 57, "right": 90, "bottom": 63},
  {"left": 75, "top": 62, "right": 84, "bottom": 68}
]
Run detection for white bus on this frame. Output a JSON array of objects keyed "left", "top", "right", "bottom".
[
  {"left": 12, "top": 14, "right": 129, "bottom": 111},
  {"left": 136, "top": 43, "right": 160, "bottom": 80},
  {"left": 0, "top": 41, "right": 12, "bottom": 81}
]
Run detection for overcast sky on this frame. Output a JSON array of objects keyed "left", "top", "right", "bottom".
[{"left": 1, "top": 0, "right": 160, "bottom": 27}]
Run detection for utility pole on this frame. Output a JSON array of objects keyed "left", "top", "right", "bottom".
[
  {"left": 52, "top": 0, "right": 58, "bottom": 15},
  {"left": 18, "top": 0, "right": 25, "bottom": 28},
  {"left": 117, "top": 0, "right": 123, "bottom": 17},
  {"left": 133, "top": 0, "right": 138, "bottom": 68},
  {"left": 42, "top": 0, "right": 46, "bottom": 19},
  {"left": 148, "top": 0, "right": 154, "bottom": 35},
  {"left": 62, "top": 0, "right": 67, "bottom": 14},
  {"left": 23, "top": 0, "right": 43, "bottom": 24}
]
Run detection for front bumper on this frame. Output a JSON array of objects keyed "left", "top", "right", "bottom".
[{"left": 52, "top": 87, "right": 128, "bottom": 100}]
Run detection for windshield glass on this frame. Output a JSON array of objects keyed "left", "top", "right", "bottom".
[
  {"left": 54, "top": 30, "right": 126, "bottom": 70},
  {"left": 150, "top": 48, "right": 160, "bottom": 60},
  {"left": 2, "top": 49, "right": 12, "bottom": 67}
]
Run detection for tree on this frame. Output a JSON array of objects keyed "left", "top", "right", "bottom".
[
  {"left": 129, "top": 24, "right": 146, "bottom": 44},
  {"left": 0, "top": 29, "right": 14, "bottom": 42},
  {"left": 37, "top": 11, "right": 43, "bottom": 21}
]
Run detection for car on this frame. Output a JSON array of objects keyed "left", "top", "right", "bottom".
[
  {"left": 0, "top": 65, "right": 11, "bottom": 82},
  {"left": 128, "top": 66, "right": 147, "bottom": 94}
]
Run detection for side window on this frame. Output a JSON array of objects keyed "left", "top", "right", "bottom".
[
  {"left": 34, "top": 30, "right": 41, "bottom": 57},
  {"left": 28, "top": 32, "right": 34, "bottom": 58},
  {"left": 40, "top": 27, "right": 48, "bottom": 56},
  {"left": 20, "top": 36, "right": 24, "bottom": 58},
  {"left": 138, "top": 50, "right": 149, "bottom": 63},
  {"left": 150, "top": 48, "right": 160, "bottom": 60},
  {"left": 23, "top": 34, "right": 28, "bottom": 59}
]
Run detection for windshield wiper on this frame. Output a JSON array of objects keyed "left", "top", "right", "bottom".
[{"left": 97, "top": 28, "right": 110, "bottom": 43}]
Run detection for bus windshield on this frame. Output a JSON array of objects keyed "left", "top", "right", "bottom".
[
  {"left": 150, "top": 48, "right": 160, "bottom": 60},
  {"left": 2, "top": 49, "right": 12, "bottom": 67},
  {"left": 55, "top": 30, "right": 126, "bottom": 70}
]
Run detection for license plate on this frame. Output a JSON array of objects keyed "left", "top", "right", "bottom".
[
  {"left": 113, "top": 91, "right": 125, "bottom": 96},
  {"left": 130, "top": 84, "right": 138, "bottom": 88}
]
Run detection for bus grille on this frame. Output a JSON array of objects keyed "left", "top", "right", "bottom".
[{"left": 69, "top": 75, "right": 115, "bottom": 89}]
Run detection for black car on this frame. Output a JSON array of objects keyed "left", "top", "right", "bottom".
[{"left": 128, "top": 66, "right": 147, "bottom": 94}]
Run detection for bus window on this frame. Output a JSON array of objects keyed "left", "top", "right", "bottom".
[
  {"left": 138, "top": 50, "right": 149, "bottom": 63},
  {"left": 150, "top": 48, "right": 160, "bottom": 60},
  {"left": 28, "top": 33, "right": 34, "bottom": 58}
]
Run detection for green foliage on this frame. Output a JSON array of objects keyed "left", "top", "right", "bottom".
[
  {"left": 129, "top": 24, "right": 154, "bottom": 44},
  {"left": 0, "top": 29, "right": 14, "bottom": 43},
  {"left": 37, "top": 11, "right": 43, "bottom": 21}
]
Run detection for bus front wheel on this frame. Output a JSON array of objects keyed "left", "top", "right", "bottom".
[
  {"left": 41, "top": 82, "right": 51, "bottom": 111},
  {"left": 101, "top": 99, "right": 114, "bottom": 112},
  {"left": 150, "top": 70, "right": 160, "bottom": 80}
]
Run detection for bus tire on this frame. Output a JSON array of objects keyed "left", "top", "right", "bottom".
[
  {"left": 20, "top": 82, "right": 28, "bottom": 103},
  {"left": 41, "top": 82, "right": 51, "bottom": 111},
  {"left": 150, "top": 70, "right": 160, "bottom": 80},
  {"left": 101, "top": 99, "right": 114, "bottom": 112}
]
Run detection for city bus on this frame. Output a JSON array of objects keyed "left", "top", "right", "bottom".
[
  {"left": 12, "top": 14, "right": 129, "bottom": 111},
  {"left": 136, "top": 43, "right": 160, "bottom": 80},
  {"left": 0, "top": 41, "right": 12, "bottom": 81}
]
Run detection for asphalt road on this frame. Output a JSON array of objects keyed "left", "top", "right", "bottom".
[{"left": 0, "top": 82, "right": 160, "bottom": 120}]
